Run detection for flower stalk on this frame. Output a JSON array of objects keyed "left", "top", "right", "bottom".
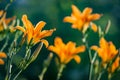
[
  {"left": 39, "top": 53, "right": 53, "bottom": 80},
  {"left": 56, "top": 64, "right": 66, "bottom": 80}
]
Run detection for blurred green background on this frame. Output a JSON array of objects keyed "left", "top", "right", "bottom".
[{"left": 0, "top": 0, "right": 120, "bottom": 80}]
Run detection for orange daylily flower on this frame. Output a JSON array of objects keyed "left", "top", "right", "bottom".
[
  {"left": 0, "top": 10, "right": 16, "bottom": 31},
  {"left": 0, "top": 52, "right": 7, "bottom": 65},
  {"left": 63, "top": 5, "right": 102, "bottom": 33},
  {"left": 48, "top": 37, "right": 85, "bottom": 64},
  {"left": 91, "top": 37, "right": 118, "bottom": 63},
  {"left": 16, "top": 15, "right": 56, "bottom": 47}
]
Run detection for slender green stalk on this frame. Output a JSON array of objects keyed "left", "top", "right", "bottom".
[
  {"left": 82, "top": 34, "right": 93, "bottom": 80},
  {"left": 5, "top": 40, "right": 17, "bottom": 80},
  {"left": 82, "top": 33, "right": 92, "bottom": 61},
  {"left": 0, "top": 36, "right": 9, "bottom": 52},
  {"left": 89, "top": 52, "right": 98, "bottom": 80},
  {"left": 89, "top": 62, "right": 93, "bottom": 80},
  {"left": 56, "top": 64, "right": 66, "bottom": 80},
  {"left": 91, "top": 52, "right": 97, "bottom": 64},
  {"left": 5, "top": 55, "right": 13, "bottom": 80},
  {"left": 39, "top": 53, "right": 53, "bottom": 80},
  {"left": 25, "top": 46, "right": 31, "bottom": 61},
  {"left": 108, "top": 73, "right": 112, "bottom": 80},
  {"left": 83, "top": 38, "right": 93, "bottom": 80},
  {"left": 13, "top": 70, "right": 22, "bottom": 80},
  {"left": 39, "top": 66, "right": 47, "bottom": 80},
  {"left": 97, "top": 71, "right": 104, "bottom": 80},
  {"left": 86, "top": 42, "right": 92, "bottom": 62}
]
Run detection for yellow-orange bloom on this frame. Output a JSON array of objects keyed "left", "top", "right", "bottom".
[
  {"left": 0, "top": 10, "right": 16, "bottom": 31},
  {"left": 48, "top": 37, "right": 85, "bottom": 64},
  {"left": 63, "top": 5, "right": 102, "bottom": 33},
  {"left": 16, "top": 15, "right": 55, "bottom": 47},
  {"left": 0, "top": 52, "right": 7, "bottom": 65},
  {"left": 91, "top": 37, "right": 118, "bottom": 63}
]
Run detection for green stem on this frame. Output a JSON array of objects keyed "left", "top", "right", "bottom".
[
  {"left": 13, "top": 70, "right": 22, "bottom": 80},
  {"left": 84, "top": 41, "right": 93, "bottom": 80},
  {"left": 5, "top": 57, "right": 13, "bottom": 80},
  {"left": 25, "top": 46, "right": 31, "bottom": 61},
  {"left": 89, "top": 52, "right": 97, "bottom": 80},
  {"left": 86, "top": 44, "right": 97, "bottom": 80},
  {"left": 0, "top": 36, "right": 9, "bottom": 52},
  {"left": 108, "top": 73, "right": 112, "bottom": 80},
  {"left": 89, "top": 62, "right": 93, "bottom": 80},
  {"left": 39, "top": 53, "right": 53, "bottom": 80},
  {"left": 82, "top": 34, "right": 93, "bottom": 80},
  {"left": 91, "top": 52, "right": 97, "bottom": 64},
  {"left": 97, "top": 71, "right": 104, "bottom": 80},
  {"left": 82, "top": 33, "right": 92, "bottom": 61},
  {"left": 39, "top": 67, "right": 47, "bottom": 80},
  {"left": 56, "top": 64, "right": 66, "bottom": 80}
]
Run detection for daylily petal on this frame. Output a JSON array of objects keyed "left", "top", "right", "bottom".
[
  {"left": 72, "top": 19, "right": 84, "bottom": 30},
  {"left": 111, "top": 57, "right": 120, "bottom": 73},
  {"left": 82, "top": 22, "right": 89, "bottom": 33},
  {"left": 72, "top": 5, "right": 81, "bottom": 17},
  {"left": 16, "top": 26, "right": 26, "bottom": 33},
  {"left": 5, "top": 16, "right": 16, "bottom": 25},
  {"left": 64, "top": 56, "right": 73, "bottom": 64},
  {"left": 90, "top": 22, "right": 98, "bottom": 32},
  {"left": 0, "top": 12, "right": 6, "bottom": 25},
  {"left": 0, "top": 59, "right": 4, "bottom": 65},
  {"left": 0, "top": 10, "right": 4, "bottom": 16},
  {"left": 66, "top": 41, "right": 76, "bottom": 50},
  {"left": 73, "top": 55, "right": 81, "bottom": 63},
  {"left": 60, "top": 52, "right": 66, "bottom": 64},
  {"left": 22, "top": 15, "right": 34, "bottom": 30},
  {"left": 22, "top": 15, "right": 34, "bottom": 44},
  {"left": 34, "top": 21, "right": 46, "bottom": 33},
  {"left": 91, "top": 45, "right": 99, "bottom": 51},
  {"left": 63, "top": 16, "right": 76, "bottom": 23},
  {"left": 0, "top": 24, "right": 4, "bottom": 31},
  {"left": 83, "top": 7, "right": 92, "bottom": 17},
  {"left": 41, "top": 39, "right": 49, "bottom": 48},
  {"left": 88, "top": 14, "right": 102, "bottom": 21},
  {"left": 48, "top": 46, "right": 60, "bottom": 55},
  {"left": 54, "top": 37, "right": 65, "bottom": 48},
  {"left": 109, "top": 42, "right": 118, "bottom": 55},
  {"left": 32, "top": 37, "right": 40, "bottom": 45},
  {"left": 75, "top": 45, "right": 86, "bottom": 54},
  {"left": 39, "top": 28, "right": 56, "bottom": 39},
  {"left": 27, "top": 32, "right": 33, "bottom": 44},
  {"left": 0, "top": 52, "right": 7, "bottom": 58},
  {"left": 99, "top": 37, "right": 107, "bottom": 49}
]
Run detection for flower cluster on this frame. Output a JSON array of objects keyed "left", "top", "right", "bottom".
[
  {"left": 62, "top": 4, "right": 119, "bottom": 80},
  {"left": 0, "top": 1, "right": 120, "bottom": 80}
]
